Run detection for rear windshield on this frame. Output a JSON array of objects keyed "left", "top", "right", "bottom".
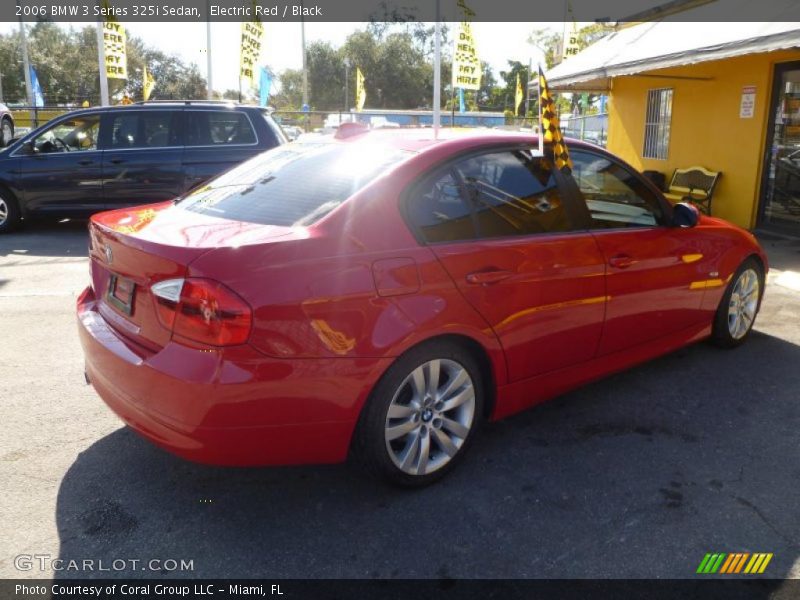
[{"left": 178, "top": 141, "right": 411, "bottom": 226}]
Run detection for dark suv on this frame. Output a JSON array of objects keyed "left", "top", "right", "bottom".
[{"left": 0, "top": 101, "right": 286, "bottom": 232}]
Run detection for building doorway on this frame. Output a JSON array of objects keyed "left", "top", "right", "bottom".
[{"left": 761, "top": 61, "right": 800, "bottom": 235}]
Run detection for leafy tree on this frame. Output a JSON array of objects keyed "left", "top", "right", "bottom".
[
  {"left": 527, "top": 23, "right": 615, "bottom": 115},
  {"left": 0, "top": 23, "right": 207, "bottom": 105}
]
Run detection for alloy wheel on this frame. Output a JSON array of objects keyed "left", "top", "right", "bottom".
[
  {"left": 0, "top": 197, "right": 7, "bottom": 226},
  {"left": 727, "top": 268, "right": 760, "bottom": 340},
  {"left": 384, "top": 358, "right": 476, "bottom": 476}
]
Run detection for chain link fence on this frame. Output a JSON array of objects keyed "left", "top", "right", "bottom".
[{"left": 5, "top": 105, "right": 609, "bottom": 149}]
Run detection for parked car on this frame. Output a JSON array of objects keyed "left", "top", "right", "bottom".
[
  {"left": 0, "top": 101, "right": 286, "bottom": 233},
  {"left": 77, "top": 129, "right": 767, "bottom": 486},
  {"left": 0, "top": 103, "right": 14, "bottom": 146}
]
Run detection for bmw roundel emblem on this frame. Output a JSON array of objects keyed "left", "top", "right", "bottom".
[{"left": 105, "top": 245, "right": 113, "bottom": 264}]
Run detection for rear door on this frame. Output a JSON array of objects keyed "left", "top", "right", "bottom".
[
  {"left": 405, "top": 147, "right": 607, "bottom": 383},
  {"left": 101, "top": 109, "right": 185, "bottom": 208},
  {"left": 181, "top": 109, "right": 264, "bottom": 193},
  {"left": 568, "top": 148, "right": 715, "bottom": 355},
  {"left": 19, "top": 112, "right": 104, "bottom": 214}
]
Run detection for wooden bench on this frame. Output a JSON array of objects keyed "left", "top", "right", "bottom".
[{"left": 662, "top": 166, "right": 721, "bottom": 215}]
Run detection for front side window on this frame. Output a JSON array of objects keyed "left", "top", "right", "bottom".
[
  {"left": 186, "top": 111, "right": 257, "bottom": 146},
  {"left": 31, "top": 114, "right": 101, "bottom": 153},
  {"left": 571, "top": 149, "right": 665, "bottom": 228},
  {"left": 643, "top": 88, "right": 673, "bottom": 160},
  {"left": 108, "top": 111, "right": 181, "bottom": 149}
]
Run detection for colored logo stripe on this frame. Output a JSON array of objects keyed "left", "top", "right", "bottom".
[{"left": 697, "top": 553, "right": 773, "bottom": 574}]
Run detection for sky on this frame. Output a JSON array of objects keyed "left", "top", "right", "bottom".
[{"left": 0, "top": 21, "right": 562, "bottom": 95}]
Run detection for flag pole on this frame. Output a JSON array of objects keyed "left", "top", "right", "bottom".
[
  {"left": 432, "top": 0, "right": 441, "bottom": 138},
  {"left": 525, "top": 57, "right": 532, "bottom": 127},
  {"left": 537, "top": 64, "right": 543, "bottom": 156},
  {"left": 206, "top": 3, "right": 213, "bottom": 100}
]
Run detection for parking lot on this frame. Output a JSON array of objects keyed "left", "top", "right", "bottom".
[{"left": 1, "top": 221, "right": 800, "bottom": 580}]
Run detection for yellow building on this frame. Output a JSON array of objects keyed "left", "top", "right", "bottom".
[{"left": 547, "top": 22, "right": 800, "bottom": 236}]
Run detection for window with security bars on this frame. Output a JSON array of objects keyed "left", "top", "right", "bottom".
[{"left": 643, "top": 88, "right": 673, "bottom": 160}]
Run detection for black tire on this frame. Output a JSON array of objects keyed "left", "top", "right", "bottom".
[
  {"left": 1, "top": 117, "right": 13, "bottom": 147},
  {"left": 0, "top": 188, "right": 21, "bottom": 233},
  {"left": 710, "top": 257, "right": 764, "bottom": 348},
  {"left": 351, "top": 340, "right": 485, "bottom": 487}
]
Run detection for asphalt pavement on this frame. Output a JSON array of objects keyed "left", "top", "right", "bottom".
[{"left": 1, "top": 220, "right": 799, "bottom": 580}]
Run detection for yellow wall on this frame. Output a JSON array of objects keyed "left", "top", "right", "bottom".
[{"left": 607, "top": 49, "right": 800, "bottom": 229}]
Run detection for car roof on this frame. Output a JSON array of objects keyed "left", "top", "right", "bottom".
[
  {"left": 44, "top": 102, "right": 268, "bottom": 120},
  {"left": 305, "top": 127, "right": 598, "bottom": 156}
]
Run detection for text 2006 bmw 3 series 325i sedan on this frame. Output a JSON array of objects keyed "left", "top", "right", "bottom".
[{"left": 77, "top": 128, "right": 767, "bottom": 486}]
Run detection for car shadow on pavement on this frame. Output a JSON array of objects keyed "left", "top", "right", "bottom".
[
  {"left": 0, "top": 219, "right": 88, "bottom": 258},
  {"left": 53, "top": 331, "right": 800, "bottom": 580}
]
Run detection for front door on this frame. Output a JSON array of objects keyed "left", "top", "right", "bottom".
[
  {"left": 101, "top": 109, "right": 185, "bottom": 208},
  {"left": 404, "top": 147, "right": 607, "bottom": 383},
  {"left": 19, "top": 112, "right": 104, "bottom": 214},
  {"left": 569, "top": 148, "right": 713, "bottom": 356},
  {"left": 759, "top": 61, "right": 800, "bottom": 235}
]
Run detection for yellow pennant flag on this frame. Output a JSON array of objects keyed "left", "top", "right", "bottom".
[
  {"left": 515, "top": 73, "right": 523, "bottom": 116},
  {"left": 143, "top": 65, "right": 156, "bottom": 101},
  {"left": 539, "top": 66, "right": 572, "bottom": 172},
  {"left": 102, "top": 1, "right": 127, "bottom": 80},
  {"left": 355, "top": 67, "right": 366, "bottom": 111},
  {"left": 240, "top": 19, "right": 264, "bottom": 88}
]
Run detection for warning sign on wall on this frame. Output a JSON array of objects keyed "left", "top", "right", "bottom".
[{"left": 740, "top": 85, "right": 756, "bottom": 119}]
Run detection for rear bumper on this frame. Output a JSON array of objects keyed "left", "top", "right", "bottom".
[{"left": 77, "top": 286, "right": 391, "bottom": 466}]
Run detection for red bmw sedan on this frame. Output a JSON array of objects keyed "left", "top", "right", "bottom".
[{"left": 77, "top": 129, "right": 767, "bottom": 486}]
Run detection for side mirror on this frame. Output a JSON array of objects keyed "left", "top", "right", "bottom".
[
  {"left": 671, "top": 202, "right": 699, "bottom": 228},
  {"left": 19, "top": 141, "right": 35, "bottom": 155}
]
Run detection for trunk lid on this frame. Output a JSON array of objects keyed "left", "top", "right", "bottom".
[{"left": 89, "top": 203, "right": 293, "bottom": 350}]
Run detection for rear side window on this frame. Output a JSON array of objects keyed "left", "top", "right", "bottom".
[
  {"left": 108, "top": 111, "right": 181, "bottom": 148},
  {"left": 406, "top": 169, "right": 475, "bottom": 243},
  {"left": 458, "top": 150, "right": 571, "bottom": 238},
  {"left": 186, "top": 111, "right": 257, "bottom": 146},
  {"left": 179, "top": 142, "right": 411, "bottom": 227},
  {"left": 406, "top": 149, "right": 571, "bottom": 243}
]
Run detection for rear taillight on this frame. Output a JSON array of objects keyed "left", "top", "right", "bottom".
[{"left": 151, "top": 278, "right": 252, "bottom": 346}]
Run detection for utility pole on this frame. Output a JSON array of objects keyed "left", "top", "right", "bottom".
[
  {"left": 343, "top": 57, "right": 350, "bottom": 112},
  {"left": 300, "top": 10, "right": 308, "bottom": 109},
  {"left": 432, "top": 0, "right": 441, "bottom": 137}
]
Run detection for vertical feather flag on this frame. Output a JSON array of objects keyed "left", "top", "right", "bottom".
[
  {"left": 240, "top": 19, "right": 264, "bottom": 88},
  {"left": 142, "top": 65, "right": 155, "bottom": 101},
  {"left": 355, "top": 67, "right": 366, "bottom": 112},
  {"left": 514, "top": 73, "right": 523, "bottom": 117},
  {"left": 259, "top": 67, "right": 272, "bottom": 107},
  {"left": 538, "top": 66, "right": 572, "bottom": 172},
  {"left": 102, "top": 1, "right": 127, "bottom": 80},
  {"left": 29, "top": 66, "right": 44, "bottom": 107}
]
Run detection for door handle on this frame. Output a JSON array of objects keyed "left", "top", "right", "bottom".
[
  {"left": 110, "top": 158, "right": 125, "bottom": 164},
  {"left": 77, "top": 159, "right": 93, "bottom": 166},
  {"left": 465, "top": 269, "right": 514, "bottom": 285},
  {"left": 609, "top": 254, "right": 635, "bottom": 269}
]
